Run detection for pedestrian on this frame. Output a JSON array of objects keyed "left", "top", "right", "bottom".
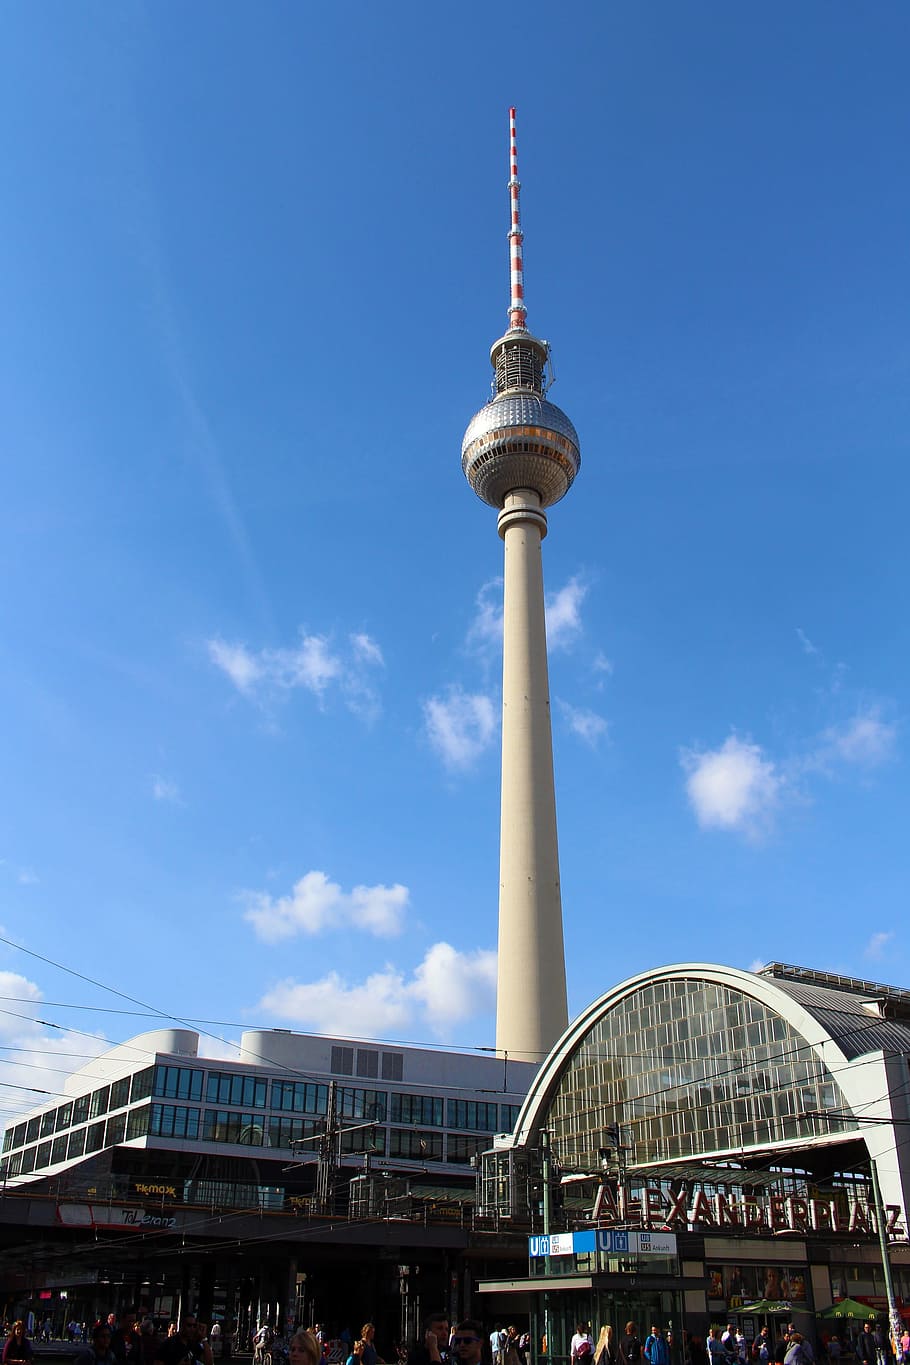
[
  {"left": 708, "top": 1331, "right": 727, "bottom": 1365},
  {"left": 406, "top": 1313, "right": 449, "bottom": 1365},
  {"left": 360, "top": 1326, "right": 382, "bottom": 1365},
  {"left": 449, "top": 1327, "right": 482, "bottom": 1365},
  {"left": 573, "top": 1330, "right": 595, "bottom": 1365},
  {"left": 2, "top": 1323, "right": 33, "bottom": 1365},
  {"left": 645, "top": 1329, "right": 669, "bottom": 1365},
  {"left": 76, "top": 1324, "right": 118, "bottom": 1365},
  {"left": 290, "top": 1333, "right": 320, "bottom": 1365},
  {"left": 623, "top": 1327, "right": 644, "bottom": 1365},
  {"left": 784, "top": 1336, "right": 805, "bottom": 1365},
  {"left": 595, "top": 1328, "right": 620, "bottom": 1365}
]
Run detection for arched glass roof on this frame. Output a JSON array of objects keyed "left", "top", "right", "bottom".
[{"left": 514, "top": 966, "right": 862, "bottom": 1172}]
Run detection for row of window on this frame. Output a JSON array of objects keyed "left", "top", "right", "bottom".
[
  {"left": 1, "top": 1102, "right": 493, "bottom": 1176},
  {"left": 2, "top": 1108, "right": 149, "bottom": 1176},
  {"left": 4, "top": 1065, "right": 521, "bottom": 1154},
  {"left": 2, "top": 1069, "right": 154, "bottom": 1153}
]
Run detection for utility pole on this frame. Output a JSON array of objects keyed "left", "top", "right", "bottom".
[
  {"left": 869, "top": 1157, "right": 902, "bottom": 1354},
  {"left": 315, "top": 1081, "right": 338, "bottom": 1215},
  {"left": 540, "top": 1129, "right": 552, "bottom": 1365}
]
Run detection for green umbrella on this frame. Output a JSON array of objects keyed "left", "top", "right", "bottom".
[
  {"left": 819, "top": 1300, "right": 878, "bottom": 1320},
  {"left": 739, "top": 1302, "right": 793, "bottom": 1314}
]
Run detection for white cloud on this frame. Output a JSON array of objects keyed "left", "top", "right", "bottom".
[
  {"left": 864, "top": 930, "right": 894, "bottom": 961},
  {"left": 208, "top": 627, "right": 383, "bottom": 716},
  {"left": 559, "top": 701, "right": 609, "bottom": 747},
  {"left": 748, "top": 958, "right": 767, "bottom": 974},
  {"left": 409, "top": 942, "right": 497, "bottom": 1031},
  {"left": 823, "top": 708, "right": 897, "bottom": 768},
  {"left": 423, "top": 687, "right": 496, "bottom": 769},
  {"left": 270, "top": 634, "right": 341, "bottom": 694},
  {"left": 350, "top": 633, "right": 384, "bottom": 666},
  {"left": 243, "top": 870, "right": 408, "bottom": 943},
  {"left": 151, "top": 775, "right": 181, "bottom": 803},
  {"left": 208, "top": 639, "right": 262, "bottom": 694},
  {"left": 16, "top": 869, "right": 38, "bottom": 886},
  {"left": 593, "top": 653, "right": 614, "bottom": 677},
  {"left": 545, "top": 576, "right": 588, "bottom": 650},
  {"left": 0, "top": 972, "right": 109, "bottom": 1128},
  {"left": 257, "top": 941, "right": 497, "bottom": 1040},
  {"left": 796, "top": 627, "right": 820, "bottom": 657},
  {"left": 467, "top": 575, "right": 589, "bottom": 654},
  {"left": 196, "top": 1035, "right": 243, "bottom": 1063},
  {"left": 467, "top": 579, "right": 504, "bottom": 651},
  {"left": 681, "top": 735, "right": 781, "bottom": 835}
]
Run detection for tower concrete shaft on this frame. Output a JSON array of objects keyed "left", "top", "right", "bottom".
[
  {"left": 496, "top": 490, "right": 568, "bottom": 1059},
  {"left": 461, "top": 108, "right": 580, "bottom": 1062}
]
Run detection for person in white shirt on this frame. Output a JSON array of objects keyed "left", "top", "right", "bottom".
[{"left": 572, "top": 1327, "right": 594, "bottom": 1365}]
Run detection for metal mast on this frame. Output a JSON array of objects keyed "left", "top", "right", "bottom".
[{"left": 462, "top": 108, "right": 581, "bottom": 1061}]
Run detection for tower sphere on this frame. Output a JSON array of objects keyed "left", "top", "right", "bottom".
[{"left": 462, "top": 330, "right": 581, "bottom": 511}]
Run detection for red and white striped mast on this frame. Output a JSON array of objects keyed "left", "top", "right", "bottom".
[{"left": 507, "top": 105, "right": 528, "bottom": 333}]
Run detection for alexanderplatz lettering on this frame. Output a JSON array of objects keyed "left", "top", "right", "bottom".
[{"left": 596, "top": 1185, "right": 905, "bottom": 1237}]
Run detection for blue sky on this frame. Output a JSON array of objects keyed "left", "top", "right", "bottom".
[{"left": 1, "top": 2, "right": 908, "bottom": 1119}]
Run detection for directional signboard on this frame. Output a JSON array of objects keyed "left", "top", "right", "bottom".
[{"left": 528, "top": 1229, "right": 677, "bottom": 1258}]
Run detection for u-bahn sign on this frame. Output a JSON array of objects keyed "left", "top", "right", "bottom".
[{"left": 529, "top": 1230, "right": 678, "bottom": 1258}]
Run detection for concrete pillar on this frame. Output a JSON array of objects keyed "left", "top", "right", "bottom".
[{"left": 495, "top": 488, "right": 569, "bottom": 1060}]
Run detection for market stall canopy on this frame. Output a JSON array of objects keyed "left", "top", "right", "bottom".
[
  {"left": 819, "top": 1300, "right": 878, "bottom": 1320},
  {"left": 740, "top": 1301, "right": 793, "bottom": 1314}
]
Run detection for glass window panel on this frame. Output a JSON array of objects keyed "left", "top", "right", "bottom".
[{"left": 109, "top": 1078, "right": 131, "bottom": 1111}]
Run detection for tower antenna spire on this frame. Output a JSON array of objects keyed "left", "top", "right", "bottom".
[{"left": 508, "top": 106, "right": 527, "bottom": 332}]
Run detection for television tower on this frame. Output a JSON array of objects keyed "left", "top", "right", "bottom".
[{"left": 462, "top": 108, "right": 581, "bottom": 1061}]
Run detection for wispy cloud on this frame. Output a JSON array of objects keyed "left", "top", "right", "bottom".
[
  {"left": 821, "top": 707, "right": 897, "bottom": 768},
  {"left": 208, "top": 629, "right": 384, "bottom": 716},
  {"left": 423, "top": 687, "right": 496, "bottom": 770},
  {"left": 546, "top": 575, "right": 588, "bottom": 650},
  {"left": 208, "top": 639, "right": 263, "bottom": 695},
  {"left": 864, "top": 930, "right": 894, "bottom": 961},
  {"left": 16, "top": 869, "right": 38, "bottom": 886},
  {"left": 243, "top": 870, "right": 408, "bottom": 943},
  {"left": 0, "top": 971, "right": 110, "bottom": 1126},
  {"left": 559, "top": 701, "right": 609, "bottom": 747},
  {"left": 681, "top": 735, "right": 782, "bottom": 837},
  {"left": 151, "top": 775, "right": 181, "bottom": 804},
  {"left": 467, "top": 574, "right": 589, "bottom": 654},
  {"left": 257, "top": 941, "right": 497, "bottom": 1040},
  {"left": 467, "top": 579, "right": 503, "bottom": 652},
  {"left": 749, "top": 958, "right": 767, "bottom": 974},
  {"left": 796, "top": 627, "right": 821, "bottom": 658}
]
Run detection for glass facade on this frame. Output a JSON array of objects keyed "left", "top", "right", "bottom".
[
  {"left": 1, "top": 1055, "right": 523, "bottom": 1177},
  {"left": 448, "top": 1099, "right": 500, "bottom": 1131},
  {"left": 546, "top": 977, "right": 855, "bottom": 1166}
]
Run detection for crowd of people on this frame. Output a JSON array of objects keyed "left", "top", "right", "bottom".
[
  {"left": 2, "top": 1312, "right": 907, "bottom": 1365},
  {"left": 564, "top": 1320, "right": 910, "bottom": 1365}
]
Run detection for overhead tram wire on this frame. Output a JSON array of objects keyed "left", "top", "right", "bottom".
[
  {"left": 0, "top": 992, "right": 905, "bottom": 1118},
  {"left": 0, "top": 933, "right": 527, "bottom": 1100},
  {"left": 14, "top": 1053, "right": 910, "bottom": 1269}
]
